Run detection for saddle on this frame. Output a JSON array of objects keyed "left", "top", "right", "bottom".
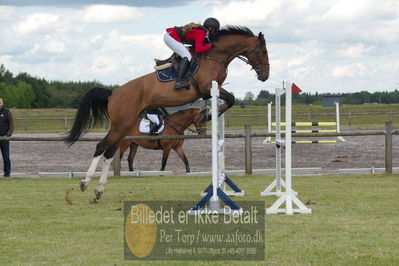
[
  {"left": 139, "top": 115, "right": 165, "bottom": 135},
  {"left": 154, "top": 53, "right": 178, "bottom": 70},
  {"left": 154, "top": 53, "right": 199, "bottom": 82}
]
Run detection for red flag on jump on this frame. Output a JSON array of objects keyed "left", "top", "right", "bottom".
[{"left": 291, "top": 83, "right": 302, "bottom": 93}]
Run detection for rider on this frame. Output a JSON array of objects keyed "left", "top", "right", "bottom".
[
  {"left": 146, "top": 108, "right": 169, "bottom": 135},
  {"left": 164, "top": 17, "right": 220, "bottom": 90}
]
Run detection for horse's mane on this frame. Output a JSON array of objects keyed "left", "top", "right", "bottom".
[
  {"left": 169, "top": 108, "right": 198, "bottom": 117},
  {"left": 210, "top": 25, "right": 255, "bottom": 41}
]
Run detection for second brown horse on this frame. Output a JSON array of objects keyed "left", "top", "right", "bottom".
[{"left": 120, "top": 108, "right": 208, "bottom": 173}]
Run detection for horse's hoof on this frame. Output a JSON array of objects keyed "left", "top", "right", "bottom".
[
  {"left": 94, "top": 189, "right": 103, "bottom": 200},
  {"left": 79, "top": 180, "right": 88, "bottom": 192}
]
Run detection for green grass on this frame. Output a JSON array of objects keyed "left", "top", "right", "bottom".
[
  {"left": 11, "top": 104, "right": 398, "bottom": 133},
  {"left": 1, "top": 174, "right": 398, "bottom": 265}
]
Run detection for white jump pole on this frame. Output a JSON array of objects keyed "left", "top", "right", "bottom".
[
  {"left": 189, "top": 81, "right": 242, "bottom": 215},
  {"left": 263, "top": 102, "right": 273, "bottom": 144},
  {"left": 266, "top": 81, "right": 311, "bottom": 215},
  {"left": 261, "top": 87, "right": 293, "bottom": 196},
  {"left": 267, "top": 102, "right": 272, "bottom": 134},
  {"left": 219, "top": 108, "right": 245, "bottom": 196},
  {"left": 200, "top": 97, "right": 244, "bottom": 197},
  {"left": 210, "top": 81, "right": 219, "bottom": 205},
  {"left": 335, "top": 102, "right": 345, "bottom": 143},
  {"left": 335, "top": 102, "right": 340, "bottom": 134}
]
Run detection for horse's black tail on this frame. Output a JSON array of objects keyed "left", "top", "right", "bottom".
[{"left": 65, "top": 87, "right": 112, "bottom": 145}]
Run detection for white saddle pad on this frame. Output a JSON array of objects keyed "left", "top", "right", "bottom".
[{"left": 139, "top": 119, "right": 165, "bottom": 134}]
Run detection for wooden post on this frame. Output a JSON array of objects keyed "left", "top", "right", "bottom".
[
  {"left": 244, "top": 124, "right": 252, "bottom": 174},
  {"left": 113, "top": 148, "right": 121, "bottom": 176},
  {"left": 385, "top": 122, "right": 393, "bottom": 174},
  {"left": 64, "top": 116, "right": 68, "bottom": 130}
]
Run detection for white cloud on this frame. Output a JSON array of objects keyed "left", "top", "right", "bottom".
[
  {"left": 324, "top": 0, "right": 398, "bottom": 22},
  {"left": 13, "top": 13, "right": 59, "bottom": 35},
  {"left": 90, "top": 55, "right": 118, "bottom": 75},
  {"left": 82, "top": 5, "right": 145, "bottom": 23},
  {"left": 210, "top": 0, "right": 282, "bottom": 26},
  {"left": 101, "top": 31, "right": 165, "bottom": 52},
  {"left": 331, "top": 63, "right": 366, "bottom": 78},
  {"left": 0, "top": 6, "right": 14, "bottom": 21},
  {"left": 338, "top": 44, "right": 373, "bottom": 58},
  {"left": 1, "top": 1, "right": 399, "bottom": 97},
  {"left": 288, "top": 47, "right": 323, "bottom": 67}
]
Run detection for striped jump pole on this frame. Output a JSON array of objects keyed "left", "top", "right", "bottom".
[
  {"left": 270, "top": 140, "right": 342, "bottom": 144},
  {"left": 265, "top": 96, "right": 345, "bottom": 143},
  {"left": 265, "top": 82, "right": 311, "bottom": 215},
  {"left": 272, "top": 121, "right": 337, "bottom": 127},
  {"left": 189, "top": 81, "right": 242, "bottom": 215}
]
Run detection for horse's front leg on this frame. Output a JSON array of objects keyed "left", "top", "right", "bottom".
[
  {"left": 174, "top": 145, "right": 190, "bottom": 173},
  {"left": 218, "top": 87, "right": 235, "bottom": 116},
  {"left": 160, "top": 145, "right": 172, "bottom": 171}
]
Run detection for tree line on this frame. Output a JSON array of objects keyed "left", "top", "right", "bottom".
[
  {"left": 1, "top": 64, "right": 398, "bottom": 108},
  {"left": 0, "top": 64, "right": 116, "bottom": 108},
  {"left": 238, "top": 88, "right": 399, "bottom": 106}
]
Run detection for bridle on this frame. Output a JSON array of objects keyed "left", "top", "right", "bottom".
[
  {"left": 204, "top": 34, "right": 269, "bottom": 74},
  {"left": 190, "top": 109, "right": 208, "bottom": 134},
  {"left": 166, "top": 109, "right": 208, "bottom": 135}
]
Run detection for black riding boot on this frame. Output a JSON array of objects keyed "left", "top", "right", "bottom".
[
  {"left": 174, "top": 57, "right": 190, "bottom": 89},
  {"left": 149, "top": 122, "right": 159, "bottom": 135}
]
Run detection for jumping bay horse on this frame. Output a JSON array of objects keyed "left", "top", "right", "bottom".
[
  {"left": 66, "top": 25, "right": 269, "bottom": 199},
  {"left": 120, "top": 108, "right": 208, "bottom": 173}
]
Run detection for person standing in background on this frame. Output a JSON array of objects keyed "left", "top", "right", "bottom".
[{"left": 0, "top": 97, "right": 14, "bottom": 177}]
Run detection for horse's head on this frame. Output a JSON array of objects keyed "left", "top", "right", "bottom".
[
  {"left": 193, "top": 107, "right": 208, "bottom": 135},
  {"left": 245, "top": 32, "right": 269, "bottom": 82},
  {"left": 210, "top": 26, "right": 270, "bottom": 82}
]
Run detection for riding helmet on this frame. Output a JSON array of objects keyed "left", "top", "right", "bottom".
[{"left": 204, "top": 17, "right": 220, "bottom": 30}]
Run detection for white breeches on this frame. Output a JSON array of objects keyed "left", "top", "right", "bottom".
[
  {"left": 164, "top": 32, "right": 192, "bottom": 61},
  {"left": 147, "top": 114, "right": 160, "bottom": 125}
]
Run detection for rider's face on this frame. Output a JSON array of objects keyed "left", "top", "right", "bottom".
[{"left": 206, "top": 26, "right": 215, "bottom": 35}]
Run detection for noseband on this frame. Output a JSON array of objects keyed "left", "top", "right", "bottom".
[{"left": 191, "top": 111, "right": 208, "bottom": 134}]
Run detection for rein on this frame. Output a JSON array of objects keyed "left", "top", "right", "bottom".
[
  {"left": 165, "top": 118, "right": 186, "bottom": 135},
  {"left": 164, "top": 111, "right": 207, "bottom": 135}
]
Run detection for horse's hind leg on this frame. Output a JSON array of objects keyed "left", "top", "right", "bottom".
[
  {"left": 80, "top": 136, "right": 109, "bottom": 191},
  {"left": 173, "top": 145, "right": 190, "bottom": 173},
  {"left": 119, "top": 140, "right": 130, "bottom": 166},
  {"left": 95, "top": 131, "right": 125, "bottom": 199}
]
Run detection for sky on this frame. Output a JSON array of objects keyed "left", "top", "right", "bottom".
[{"left": 0, "top": 0, "right": 398, "bottom": 98}]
